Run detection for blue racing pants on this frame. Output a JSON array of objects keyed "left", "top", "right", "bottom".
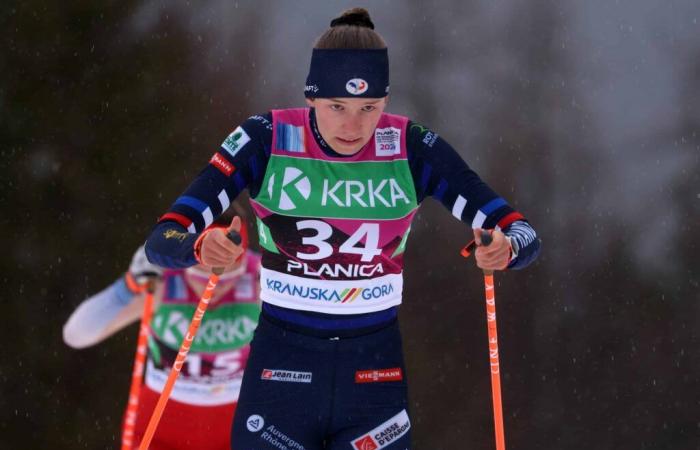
[{"left": 231, "top": 315, "right": 411, "bottom": 450}]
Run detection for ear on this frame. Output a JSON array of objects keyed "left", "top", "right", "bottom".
[{"left": 305, "top": 98, "right": 315, "bottom": 107}]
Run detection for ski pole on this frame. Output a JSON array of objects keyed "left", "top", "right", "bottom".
[
  {"left": 138, "top": 231, "right": 241, "bottom": 450},
  {"left": 121, "top": 280, "right": 156, "bottom": 450},
  {"left": 461, "top": 231, "right": 506, "bottom": 450}
]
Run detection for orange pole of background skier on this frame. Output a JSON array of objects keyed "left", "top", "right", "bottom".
[
  {"left": 462, "top": 230, "right": 506, "bottom": 450},
  {"left": 121, "top": 282, "right": 156, "bottom": 450}
]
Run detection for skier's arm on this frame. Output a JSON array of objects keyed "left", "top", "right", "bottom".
[
  {"left": 145, "top": 114, "right": 273, "bottom": 268},
  {"left": 62, "top": 280, "right": 144, "bottom": 349},
  {"left": 406, "top": 122, "right": 540, "bottom": 269},
  {"left": 63, "top": 246, "right": 162, "bottom": 349}
]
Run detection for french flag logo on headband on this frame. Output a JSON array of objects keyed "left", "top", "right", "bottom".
[{"left": 346, "top": 78, "right": 369, "bottom": 95}]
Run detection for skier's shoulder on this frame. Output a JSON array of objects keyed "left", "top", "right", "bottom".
[
  {"left": 242, "top": 112, "right": 273, "bottom": 136},
  {"left": 404, "top": 120, "right": 441, "bottom": 156},
  {"left": 217, "top": 112, "right": 272, "bottom": 158},
  {"left": 407, "top": 119, "right": 439, "bottom": 142}
]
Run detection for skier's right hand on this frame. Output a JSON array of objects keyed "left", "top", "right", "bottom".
[
  {"left": 194, "top": 216, "right": 245, "bottom": 269},
  {"left": 473, "top": 228, "right": 511, "bottom": 271},
  {"left": 128, "top": 245, "right": 164, "bottom": 285}
]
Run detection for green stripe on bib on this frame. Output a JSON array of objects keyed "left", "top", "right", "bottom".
[
  {"left": 256, "top": 155, "right": 417, "bottom": 220},
  {"left": 151, "top": 303, "right": 259, "bottom": 353}
]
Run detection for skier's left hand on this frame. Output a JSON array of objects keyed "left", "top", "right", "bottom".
[
  {"left": 473, "top": 228, "right": 512, "bottom": 271},
  {"left": 128, "top": 245, "right": 164, "bottom": 285}
]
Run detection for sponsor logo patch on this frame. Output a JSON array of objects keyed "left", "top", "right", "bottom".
[
  {"left": 374, "top": 127, "right": 401, "bottom": 156},
  {"left": 410, "top": 123, "right": 438, "bottom": 147},
  {"left": 287, "top": 260, "right": 384, "bottom": 278},
  {"left": 251, "top": 114, "right": 273, "bottom": 130},
  {"left": 353, "top": 436, "right": 379, "bottom": 450},
  {"left": 221, "top": 126, "right": 251, "bottom": 157},
  {"left": 163, "top": 229, "right": 189, "bottom": 242},
  {"left": 153, "top": 304, "right": 259, "bottom": 352},
  {"left": 247, "top": 414, "right": 307, "bottom": 448},
  {"left": 258, "top": 155, "right": 417, "bottom": 219},
  {"left": 351, "top": 410, "right": 411, "bottom": 450},
  {"left": 260, "top": 424, "right": 306, "bottom": 450},
  {"left": 210, "top": 152, "right": 235, "bottom": 176},
  {"left": 261, "top": 369, "right": 312, "bottom": 383},
  {"left": 346, "top": 78, "right": 368, "bottom": 95},
  {"left": 265, "top": 169, "right": 411, "bottom": 211},
  {"left": 247, "top": 414, "right": 264, "bottom": 432},
  {"left": 265, "top": 278, "right": 395, "bottom": 303},
  {"left": 355, "top": 368, "right": 403, "bottom": 384},
  {"left": 422, "top": 131, "right": 438, "bottom": 147}
]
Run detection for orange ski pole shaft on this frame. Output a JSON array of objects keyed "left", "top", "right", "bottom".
[
  {"left": 121, "top": 282, "right": 156, "bottom": 450},
  {"left": 483, "top": 268, "right": 505, "bottom": 450},
  {"left": 137, "top": 271, "right": 219, "bottom": 450},
  {"left": 461, "top": 231, "right": 506, "bottom": 450},
  {"left": 138, "top": 231, "right": 241, "bottom": 450}
]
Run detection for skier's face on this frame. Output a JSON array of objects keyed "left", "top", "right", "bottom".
[{"left": 307, "top": 97, "right": 388, "bottom": 155}]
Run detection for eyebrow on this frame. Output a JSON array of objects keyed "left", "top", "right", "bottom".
[{"left": 329, "top": 98, "right": 382, "bottom": 104}]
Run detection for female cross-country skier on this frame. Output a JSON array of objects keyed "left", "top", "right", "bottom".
[
  {"left": 144, "top": 7, "right": 540, "bottom": 449},
  {"left": 64, "top": 219, "right": 260, "bottom": 450}
]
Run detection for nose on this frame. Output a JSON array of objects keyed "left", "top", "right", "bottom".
[{"left": 342, "top": 112, "right": 363, "bottom": 135}]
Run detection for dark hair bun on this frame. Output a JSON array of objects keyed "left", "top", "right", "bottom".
[{"left": 330, "top": 8, "right": 374, "bottom": 29}]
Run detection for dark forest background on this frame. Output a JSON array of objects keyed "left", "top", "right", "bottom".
[{"left": 1, "top": 1, "right": 698, "bottom": 449}]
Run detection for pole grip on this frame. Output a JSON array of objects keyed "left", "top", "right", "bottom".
[
  {"left": 481, "top": 231, "right": 494, "bottom": 275},
  {"left": 460, "top": 230, "right": 493, "bottom": 258},
  {"left": 226, "top": 230, "right": 242, "bottom": 246},
  {"left": 480, "top": 230, "right": 493, "bottom": 246},
  {"left": 212, "top": 230, "right": 243, "bottom": 275}
]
